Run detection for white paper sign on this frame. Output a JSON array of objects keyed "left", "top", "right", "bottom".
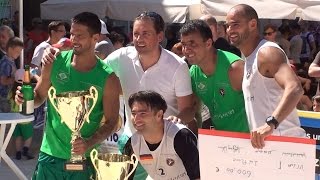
[{"left": 199, "top": 129, "right": 316, "bottom": 180}]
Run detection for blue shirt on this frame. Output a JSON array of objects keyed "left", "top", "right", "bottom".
[{"left": 0, "top": 55, "right": 16, "bottom": 98}]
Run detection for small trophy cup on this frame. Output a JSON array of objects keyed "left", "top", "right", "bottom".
[
  {"left": 48, "top": 86, "right": 98, "bottom": 171},
  {"left": 90, "top": 149, "right": 138, "bottom": 180}
]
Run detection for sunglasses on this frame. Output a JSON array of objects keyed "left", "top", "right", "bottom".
[{"left": 263, "top": 31, "right": 274, "bottom": 36}]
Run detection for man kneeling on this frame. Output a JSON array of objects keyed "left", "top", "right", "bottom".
[{"left": 123, "top": 91, "right": 200, "bottom": 180}]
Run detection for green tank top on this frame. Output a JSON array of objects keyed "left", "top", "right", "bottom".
[
  {"left": 190, "top": 50, "right": 249, "bottom": 133},
  {"left": 41, "top": 50, "right": 114, "bottom": 159}
]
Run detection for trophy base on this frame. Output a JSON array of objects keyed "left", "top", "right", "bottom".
[{"left": 64, "top": 161, "right": 86, "bottom": 171}]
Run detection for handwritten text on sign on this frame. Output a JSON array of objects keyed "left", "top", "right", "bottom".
[{"left": 199, "top": 129, "right": 316, "bottom": 180}]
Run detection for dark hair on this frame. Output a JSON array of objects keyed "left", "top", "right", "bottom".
[
  {"left": 278, "top": 24, "right": 291, "bottom": 34},
  {"left": 180, "top": 19, "right": 213, "bottom": 41},
  {"left": 234, "top": 4, "right": 259, "bottom": 21},
  {"left": 109, "top": 32, "right": 125, "bottom": 45},
  {"left": 6, "top": 37, "right": 23, "bottom": 50},
  {"left": 128, "top": 91, "right": 167, "bottom": 114},
  {"left": 71, "top": 12, "right": 100, "bottom": 35},
  {"left": 134, "top": 11, "right": 164, "bottom": 33},
  {"left": 312, "top": 95, "right": 320, "bottom": 103},
  {"left": 48, "top": 21, "right": 65, "bottom": 36},
  {"left": 263, "top": 23, "right": 277, "bottom": 32}
]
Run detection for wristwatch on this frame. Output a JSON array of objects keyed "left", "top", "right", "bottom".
[{"left": 266, "top": 116, "right": 279, "bottom": 129}]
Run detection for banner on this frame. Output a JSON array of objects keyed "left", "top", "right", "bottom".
[
  {"left": 299, "top": 110, "right": 320, "bottom": 179},
  {"left": 199, "top": 129, "right": 316, "bottom": 180}
]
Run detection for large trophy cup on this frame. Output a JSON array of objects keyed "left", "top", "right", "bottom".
[
  {"left": 90, "top": 149, "right": 138, "bottom": 180},
  {"left": 48, "top": 86, "right": 98, "bottom": 171}
]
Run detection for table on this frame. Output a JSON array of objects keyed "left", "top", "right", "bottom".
[{"left": 0, "top": 113, "right": 34, "bottom": 180}]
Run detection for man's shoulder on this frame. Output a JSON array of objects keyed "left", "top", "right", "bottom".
[{"left": 161, "top": 48, "right": 186, "bottom": 65}]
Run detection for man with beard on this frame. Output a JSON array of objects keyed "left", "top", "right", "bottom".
[
  {"left": 180, "top": 19, "right": 249, "bottom": 133},
  {"left": 226, "top": 4, "right": 306, "bottom": 149},
  {"left": 15, "top": 12, "right": 121, "bottom": 179}
]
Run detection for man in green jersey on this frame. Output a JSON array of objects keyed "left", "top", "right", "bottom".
[
  {"left": 15, "top": 12, "right": 121, "bottom": 179},
  {"left": 180, "top": 19, "right": 249, "bottom": 133}
]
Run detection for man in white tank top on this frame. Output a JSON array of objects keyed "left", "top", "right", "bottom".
[
  {"left": 123, "top": 91, "right": 200, "bottom": 180},
  {"left": 226, "top": 4, "right": 306, "bottom": 149}
]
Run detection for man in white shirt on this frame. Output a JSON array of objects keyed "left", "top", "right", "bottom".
[
  {"left": 226, "top": 4, "right": 306, "bottom": 149},
  {"left": 31, "top": 21, "right": 66, "bottom": 69},
  {"left": 104, "top": 11, "right": 196, "bottom": 179}
]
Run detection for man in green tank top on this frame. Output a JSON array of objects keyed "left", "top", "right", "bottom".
[
  {"left": 180, "top": 20, "right": 249, "bottom": 133},
  {"left": 15, "top": 12, "right": 121, "bottom": 180}
]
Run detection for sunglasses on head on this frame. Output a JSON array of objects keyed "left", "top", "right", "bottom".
[{"left": 263, "top": 31, "right": 274, "bottom": 36}]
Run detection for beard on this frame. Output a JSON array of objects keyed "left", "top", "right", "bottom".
[{"left": 229, "top": 30, "right": 250, "bottom": 48}]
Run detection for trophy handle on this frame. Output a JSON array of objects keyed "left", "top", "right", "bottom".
[
  {"left": 84, "top": 86, "right": 98, "bottom": 123},
  {"left": 126, "top": 154, "right": 138, "bottom": 179},
  {"left": 48, "top": 86, "right": 60, "bottom": 115},
  {"left": 90, "top": 149, "right": 101, "bottom": 180}
]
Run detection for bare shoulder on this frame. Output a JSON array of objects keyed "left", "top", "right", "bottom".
[
  {"left": 257, "top": 46, "right": 287, "bottom": 77},
  {"left": 230, "top": 59, "right": 244, "bottom": 71}
]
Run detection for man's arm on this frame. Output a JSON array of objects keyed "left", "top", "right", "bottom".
[
  {"left": 251, "top": 46, "right": 303, "bottom": 149},
  {"left": 308, "top": 51, "right": 320, "bottom": 77},
  {"left": 174, "top": 128, "right": 200, "bottom": 180},
  {"left": 85, "top": 73, "right": 121, "bottom": 148},
  {"left": 228, "top": 59, "right": 244, "bottom": 91},
  {"left": 176, "top": 94, "right": 197, "bottom": 134}
]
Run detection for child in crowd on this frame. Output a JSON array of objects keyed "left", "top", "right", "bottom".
[
  {"left": 0, "top": 37, "right": 23, "bottom": 112},
  {"left": 0, "top": 37, "right": 34, "bottom": 160},
  {"left": 313, "top": 95, "right": 320, "bottom": 112}
]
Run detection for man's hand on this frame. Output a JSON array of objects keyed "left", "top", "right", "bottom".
[
  {"left": 15, "top": 86, "right": 23, "bottom": 105},
  {"left": 41, "top": 47, "right": 60, "bottom": 66},
  {"left": 71, "top": 137, "right": 89, "bottom": 155},
  {"left": 250, "top": 123, "right": 274, "bottom": 149},
  {"left": 166, "top": 116, "right": 182, "bottom": 124}
]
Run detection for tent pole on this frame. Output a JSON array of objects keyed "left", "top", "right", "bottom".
[{"left": 19, "top": 0, "right": 23, "bottom": 68}]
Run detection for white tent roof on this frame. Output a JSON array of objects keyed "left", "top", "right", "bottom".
[
  {"left": 41, "top": 0, "right": 203, "bottom": 23},
  {"left": 106, "top": 0, "right": 190, "bottom": 23},
  {"left": 41, "top": 0, "right": 107, "bottom": 21},
  {"left": 201, "top": 0, "right": 320, "bottom": 21}
]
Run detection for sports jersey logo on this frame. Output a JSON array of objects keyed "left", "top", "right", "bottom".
[
  {"left": 166, "top": 158, "right": 175, "bottom": 166},
  {"left": 219, "top": 88, "right": 225, "bottom": 96},
  {"left": 56, "top": 71, "right": 69, "bottom": 83},
  {"left": 197, "top": 82, "right": 205, "bottom": 90},
  {"left": 246, "top": 69, "right": 251, "bottom": 79}
]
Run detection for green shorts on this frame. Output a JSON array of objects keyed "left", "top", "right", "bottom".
[
  {"left": 32, "top": 152, "right": 95, "bottom": 180},
  {"left": 13, "top": 122, "right": 33, "bottom": 140}
]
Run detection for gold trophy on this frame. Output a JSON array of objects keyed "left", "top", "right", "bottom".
[
  {"left": 90, "top": 149, "right": 138, "bottom": 180},
  {"left": 48, "top": 86, "right": 98, "bottom": 171}
]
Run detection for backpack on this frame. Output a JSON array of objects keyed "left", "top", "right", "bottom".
[{"left": 300, "top": 32, "right": 312, "bottom": 54}]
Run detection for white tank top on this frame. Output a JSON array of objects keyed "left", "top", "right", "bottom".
[
  {"left": 242, "top": 39, "right": 306, "bottom": 137},
  {"left": 131, "top": 120, "right": 190, "bottom": 180}
]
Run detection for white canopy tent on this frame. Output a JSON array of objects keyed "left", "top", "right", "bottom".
[
  {"left": 40, "top": 0, "right": 203, "bottom": 23},
  {"left": 41, "top": 0, "right": 108, "bottom": 21},
  {"left": 201, "top": 0, "right": 320, "bottom": 21}
]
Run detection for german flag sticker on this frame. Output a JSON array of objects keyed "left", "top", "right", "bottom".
[{"left": 140, "top": 154, "right": 153, "bottom": 161}]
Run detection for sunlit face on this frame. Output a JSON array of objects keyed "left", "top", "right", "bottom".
[
  {"left": 70, "top": 23, "right": 98, "bottom": 55},
  {"left": 8, "top": 46, "right": 23, "bottom": 59},
  {"left": 0, "top": 30, "right": 10, "bottom": 50},
  {"left": 131, "top": 102, "right": 161, "bottom": 133},
  {"left": 263, "top": 28, "right": 276, "bottom": 42},
  {"left": 133, "top": 19, "right": 163, "bottom": 55},
  {"left": 313, "top": 99, "right": 320, "bottom": 112},
  {"left": 226, "top": 10, "right": 251, "bottom": 47},
  {"left": 181, "top": 31, "right": 212, "bottom": 66}
]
